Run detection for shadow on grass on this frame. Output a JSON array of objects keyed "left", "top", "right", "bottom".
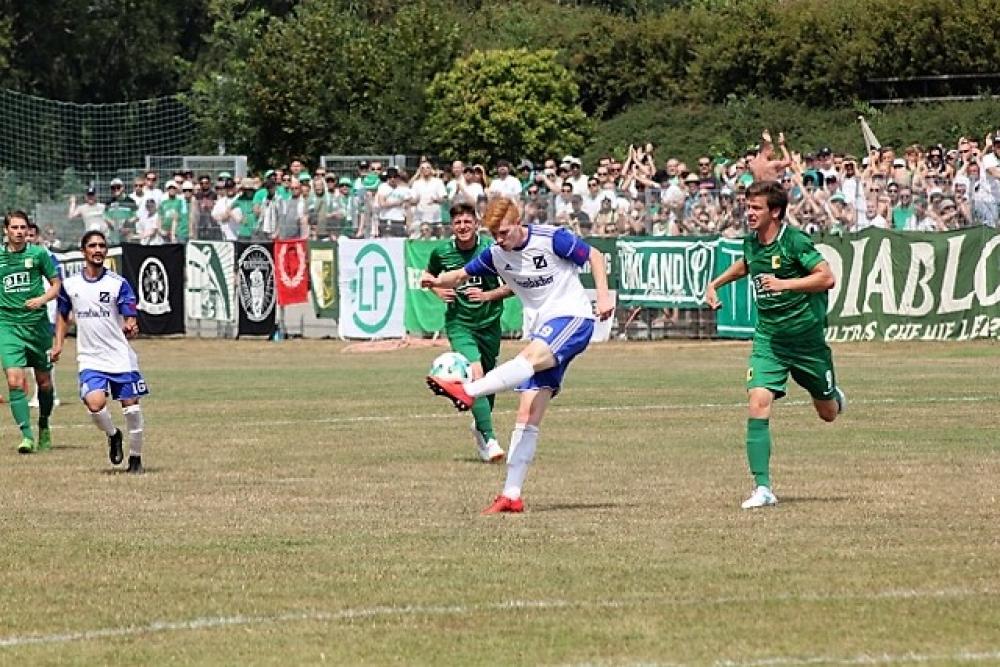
[
  {"left": 778, "top": 495, "right": 850, "bottom": 504},
  {"left": 101, "top": 468, "right": 155, "bottom": 476},
  {"left": 531, "top": 502, "right": 622, "bottom": 512}
]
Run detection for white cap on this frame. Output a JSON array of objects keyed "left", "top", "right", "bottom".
[{"left": 181, "top": 180, "right": 195, "bottom": 191}]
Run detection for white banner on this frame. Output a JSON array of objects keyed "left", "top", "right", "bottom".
[
  {"left": 185, "top": 241, "right": 236, "bottom": 322},
  {"left": 338, "top": 239, "right": 406, "bottom": 339}
]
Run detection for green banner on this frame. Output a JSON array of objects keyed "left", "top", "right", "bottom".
[
  {"left": 616, "top": 236, "right": 718, "bottom": 308},
  {"left": 818, "top": 226, "right": 1000, "bottom": 342},
  {"left": 309, "top": 241, "right": 338, "bottom": 319},
  {"left": 404, "top": 240, "right": 524, "bottom": 335},
  {"left": 713, "top": 237, "right": 756, "bottom": 339},
  {"left": 579, "top": 236, "right": 618, "bottom": 290}
]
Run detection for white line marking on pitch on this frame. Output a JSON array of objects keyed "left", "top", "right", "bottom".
[
  {"left": 716, "top": 649, "right": 1000, "bottom": 666},
  {"left": 0, "top": 587, "right": 996, "bottom": 650}
]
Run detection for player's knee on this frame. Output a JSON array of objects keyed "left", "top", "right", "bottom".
[{"left": 816, "top": 404, "right": 838, "bottom": 423}]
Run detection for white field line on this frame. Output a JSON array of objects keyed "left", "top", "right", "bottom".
[
  {"left": 716, "top": 649, "right": 1000, "bottom": 666},
  {"left": 47, "top": 393, "right": 999, "bottom": 431},
  {"left": 0, "top": 587, "right": 997, "bottom": 650}
]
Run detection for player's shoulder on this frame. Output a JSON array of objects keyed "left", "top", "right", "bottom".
[{"left": 780, "top": 224, "right": 817, "bottom": 249}]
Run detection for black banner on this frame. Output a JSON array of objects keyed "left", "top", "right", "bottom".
[
  {"left": 121, "top": 243, "right": 186, "bottom": 335},
  {"left": 235, "top": 242, "right": 277, "bottom": 337}
]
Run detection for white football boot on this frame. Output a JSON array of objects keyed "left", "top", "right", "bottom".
[
  {"left": 741, "top": 485, "right": 778, "bottom": 509},
  {"left": 471, "top": 423, "right": 504, "bottom": 462}
]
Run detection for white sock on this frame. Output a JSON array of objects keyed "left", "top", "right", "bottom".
[
  {"left": 503, "top": 424, "right": 539, "bottom": 500},
  {"left": 464, "top": 356, "right": 534, "bottom": 398},
  {"left": 123, "top": 404, "right": 144, "bottom": 456},
  {"left": 89, "top": 407, "right": 116, "bottom": 436}
]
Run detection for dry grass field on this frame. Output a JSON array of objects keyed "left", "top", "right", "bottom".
[{"left": 1, "top": 338, "right": 998, "bottom": 666}]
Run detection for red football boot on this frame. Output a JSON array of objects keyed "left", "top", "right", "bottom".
[
  {"left": 426, "top": 376, "right": 474, "bottom": 411},
  {"left": 481, "top": 494, "right": 525, "bottom": 515}
]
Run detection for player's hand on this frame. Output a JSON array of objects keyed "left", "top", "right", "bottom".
[
  {"left": 594, "top": 294, "right": 614, "bottom": 321},
  {"left": 464, "top": 287, "right": 486, "bottom": 302},
  {"left": 758, "top": 274, "right": 786, "bottom": 293},
  {"left": 419, "top": 271, "right": 439, "bottom": 289},
  {"left": 432, "top": 287, "right": 455, "bottom": 303},
  {"left": 705, "top": 284, "right": 722, "bottom": 310},
  {"left": 24, "top": 297, "right": 45, "bottom": 310},
  {"left": 123, "top": 320, "right": 139, "bottom": 338},
  {"left": 49, "top": 345, "right": 61, "bottom": 363}
]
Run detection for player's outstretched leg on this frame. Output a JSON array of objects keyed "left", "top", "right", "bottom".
[
  {"left": 123, "top": 404, "right": 144, "bottom": 474},
  {"left": 8, "top": 370, "right": 35, "bottom": 453},
  {"left": 743, "top": 388, "right": 777, "bottom": 509}
]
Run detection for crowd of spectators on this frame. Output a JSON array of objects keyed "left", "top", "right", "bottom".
[{"left": 54, "top": 129, "right": 1000, "bottom": 248}]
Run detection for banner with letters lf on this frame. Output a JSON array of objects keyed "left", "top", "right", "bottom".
[
  {"left": 185, "top": 241, "right": 236, "bottom": 323},
  {"left": 338, "top": 238, "right": 407, "bottom": 339}
]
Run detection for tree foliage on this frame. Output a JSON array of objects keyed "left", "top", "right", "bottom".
[{"left": 423, "top": 49, "right": 591, "bottom": 166}]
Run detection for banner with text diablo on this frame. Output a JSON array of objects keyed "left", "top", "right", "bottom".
[
  {"left": 274, "top": 239, "right": 310, "bottom": 306},
  {"left": 235, "top": 242, "right": 277, "bottom": 336},
  {"left": 309, "top": 241, "right": 338, "bottom": 319},
  {"left": 817, "top": 226, "right": 1000, "bottom": 342},
  {"left": 121, "top": 243, "right": 185, "bottom": 335},
  {"left": 338, "top": 239, "right": 406, "bottom": 339},
  {"left": 185, "top": 241, "right": 236, "bottom": 323},
  {"left": 616, "top": 236, "right": 716, "bottom": 308}
]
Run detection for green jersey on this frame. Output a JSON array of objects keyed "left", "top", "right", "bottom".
[
  {"left": 426, "top": 235, "right": 503, "bottom": 329},
  {"left": 743, "top": 224, "right": 827, "bottom": 339},
  {"left": 0, "top": 244, "right": 58, "bottom": 325}
]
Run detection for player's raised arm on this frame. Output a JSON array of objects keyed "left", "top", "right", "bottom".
[
  {"left": 421, "top": 267, "right": 468, "bottom": 290},
  {"left": 705, "top": 258, "right": 749, "bottom": 310}
]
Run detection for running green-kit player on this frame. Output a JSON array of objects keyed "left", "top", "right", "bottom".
[
  {"left": 706, "top": 180, "right": 845, "bottom": 509},
  {"left": 424, "top": 202, "right": 512, "bottom": 463},
  {"left": 0, "top": 211, "right": 62, "bottom": 453}
]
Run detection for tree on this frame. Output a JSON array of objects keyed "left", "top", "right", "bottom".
[{"left": 423, "top": 49, "right": 591, "bottom": 165}]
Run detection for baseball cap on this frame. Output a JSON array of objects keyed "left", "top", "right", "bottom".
[
  {"left": 893, "top": 158, "right": 905, "bottom": 167},
  {"left": 181, "top": 180, "right": 195, "bottom": 191},
  {"left": 358, "top": 160, "right": 370, "bottom": 168},
  {"left": 165, "top": 181, "right": 179, "bottom": 190},
  {"left": 264, "top": 169, "right": 275, "bottom": 178},
  {"left": 218, "top": 171, "right": 232, "bottom": 179},
  {"left": 240, "top": 177, "right": 256, "bottom": 189},
  {"left": 518, "top": 159, "right": 533, "bottom": 171},
  {"left": 929, "top": 187, "right": 944, "bottom": 197},
  {"left": 338, "top": 177, "right": 352, "bottom": 186},
  {"left": 684, "top": 173, "right": 700, "bottom": 184},
  {"left": 85, "top": 186, "right": 97, "bottom": 196},
  {"left": 298, "top": 172, "right": 311, "bottom": 182},
  {"left": 830, "top": 193, "right": 847, "bottom": 204},
  {"left": 817, "top": 146, "right": 832, "bottom": 156},
  {"left": 109, "top": 177, "right": 124, "bottom": 187}
]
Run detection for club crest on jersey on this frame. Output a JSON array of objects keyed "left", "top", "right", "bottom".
[
  {"left": 532, "top": 255, "right": 548, "bottom": 269},
  {"left": 771, "top": 255, "right": 781, "bottom": 269},
  {"left": 24, "top": 258, "right": 33, "bottom": 269}
]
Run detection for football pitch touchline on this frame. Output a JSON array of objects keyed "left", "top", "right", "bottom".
[
  {"left": 715, "top": 649, "right": 1000, "bottom": 666},
  {"left": 1, "top": 587, "right": 997, "bottom": 651},
  {"left": 45, "top": 394, "right": 1000, "bottom": 431}
]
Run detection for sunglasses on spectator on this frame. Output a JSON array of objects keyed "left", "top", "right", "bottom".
[
  {"left": 561, "top": 187, "right": 572, "bottom": 193},
  {"left": 887, "top": 187, "right": 898, "bottom": 193},
  {"left": 869, "top": 188, "right": 881, "bottom": 193},
  {"left": 698, "top": 161, "right": 711, "bottom": 167},
  {"left": 146, "top": 176, "right": 157, "bottom": 181}
]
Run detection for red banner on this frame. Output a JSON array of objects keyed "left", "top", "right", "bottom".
[{"left": 274, "top": 239, "right": 310, "bottom": 306}]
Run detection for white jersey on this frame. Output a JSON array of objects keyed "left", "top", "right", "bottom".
[
  {"left": 58, "top": 269, "right": 141, "bottom": 374},
  {"left": 465, "top": 224, "right": 593, "bottom": 329}
]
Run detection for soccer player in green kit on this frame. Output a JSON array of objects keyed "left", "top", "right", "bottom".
[
  {"left": 0, "top": 211, "right": 61, "bottom": 453},
  {"left": 423, "top": 202, "right": 513, "bottom": 463},
  {"left": 705, "top": 180, "right": 845, "bottom": 509}
]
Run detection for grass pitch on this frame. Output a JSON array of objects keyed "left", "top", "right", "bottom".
[{"left": 1, "top": 338, "right": 998, "bottom": 666}]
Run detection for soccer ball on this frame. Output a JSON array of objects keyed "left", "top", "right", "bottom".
[{"left": 429, "top": 352, "right": 472, "bottom": 382}]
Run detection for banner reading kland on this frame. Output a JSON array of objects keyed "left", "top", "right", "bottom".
[
  {"left": 818, "top": 227, "right": 1000, "bottom": 342},
  {"left": 617, "top": 237, "right": 717, "bottom": 308}
]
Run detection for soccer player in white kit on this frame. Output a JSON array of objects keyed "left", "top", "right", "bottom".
[
  {"left": 51, "top": 231, "right": 149, "bottom": 473},
  {"left": 423, "top": 197, "right": 613, "bottom": 514}
]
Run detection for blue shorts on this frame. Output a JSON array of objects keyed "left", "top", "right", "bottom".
[
  {"left": 79, "top": 370, "right": 149, "bottom": 402},
  {"left": 518, "top": 316, "right": 594, "bottom": 396}
]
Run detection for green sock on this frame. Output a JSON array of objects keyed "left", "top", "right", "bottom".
[
  {"left": 746, "top": 417, "right": 771, "bottom": 488},
  {"left": 471, "top": 396, "right": 496, "bottom": 442},
  {"left": 9, "top": 388, "right": 32, "bottom": 439},
  {"left": 38, "top": 387, "right": 54, "bottom": 430}
]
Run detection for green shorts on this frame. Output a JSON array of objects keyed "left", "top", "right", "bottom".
[
  {"left": 747, "top": 333, "right": 837, "bottom": 401},
  {"left": 446, "top": 320, "right": 501, "bottom": 373},
  {"left": 0, "top": 319, "right": 53, "bottom": 372}
]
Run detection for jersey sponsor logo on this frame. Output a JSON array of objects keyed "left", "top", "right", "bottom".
[
  {"left": 237, "top": 244, "right": 276, "bottom": 322},
  {"left": 137, "top": 257, "right": 171, "bottom": 315},
  {"left": 514, "top": 274, "right": 554, "bottom": 289},
  {"left": 76, "top": 306, "right": 112, "bottom": 319},
  {"left": 3, "top": 271, "right": 30, "bottom": 292},
  {"left": 99, "top": 291, "right": 111, "bottom": 303},
  {"left": 684, "top": 240, "right": 715, "bottom": 303},
  {"left": 532, "top": 255, "right": 548, "bottom": 269},
  {"left": 504, "top": 264, "right": 512, "bottom": 270}
]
